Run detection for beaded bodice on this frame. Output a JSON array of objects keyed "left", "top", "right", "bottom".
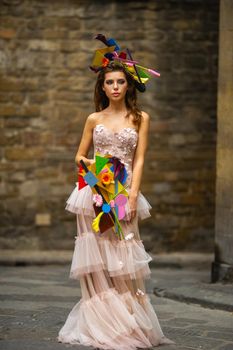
[{"left": 93, "top": 124, "right": 138, "bottom": 187}]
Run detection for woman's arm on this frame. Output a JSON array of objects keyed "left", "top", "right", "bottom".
[
  {"left": 128, "top": 111, "right": 150, "bottom": 220},
  {"left": 75, "top": 113, "right": 96, "bottom": 167}
]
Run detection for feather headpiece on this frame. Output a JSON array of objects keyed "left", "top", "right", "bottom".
[{"left": 90, "top": 34, "right": 160, "bottom": 92}]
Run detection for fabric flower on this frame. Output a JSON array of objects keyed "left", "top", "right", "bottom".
[
  {"left": 93, "top": 194, "right": 103, "bottom": 207},
  {"left": 101, "top": 171, "right": 113, "bottom": 185},
  {"left": 125, "top": 232, "right": 134, "bottom": 241},
  {"left": 136, "top": 288, "right": 145, "bottom": 296}
]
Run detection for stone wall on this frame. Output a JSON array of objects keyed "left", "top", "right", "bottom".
[{"left": 0, "top": 0, "right": 219, "bottom": 253}]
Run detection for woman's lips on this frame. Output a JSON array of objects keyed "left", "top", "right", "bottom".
[{"left": 112, "top": 93, "right": 120, "bottom": 96}]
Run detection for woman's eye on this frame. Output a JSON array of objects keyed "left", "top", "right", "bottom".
[{"left": 105, "top": 79, "right": 126, "bottom": 85}]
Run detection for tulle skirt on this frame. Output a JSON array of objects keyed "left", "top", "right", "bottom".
[
  {"left": 65, "top": 183, "right": 153, "bottom": 220},
  {"left": 58, "top": 184, "right": 175, "bottom": 349}
]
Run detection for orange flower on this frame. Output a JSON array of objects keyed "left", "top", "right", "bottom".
[
  {"left": 102, "top": 57, "right": 109, "bottom": 67},
  {"left": 101, "top": 171, "right": 113, "bottom": 185}
]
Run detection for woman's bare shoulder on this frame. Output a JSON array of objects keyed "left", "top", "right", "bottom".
[
  {"left": 86, "top": 111, "right": 103, "bottom": 126},
  {"left": 141, "top": 110, "right": 150, "bottom": 122}
]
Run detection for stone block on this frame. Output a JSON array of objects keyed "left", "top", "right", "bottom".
[
  {"left": 41, "top": 29, "right": 67, "bottom": 40},
  {"left": 0, "top": 104, "right": 40, "bottom": 117},
  {"left": 66, "top": 52, "right": 88, "bottom": 69},
  {"left": 152, "top": 182, "right": 171, "bottom": 194},
  {"left": 28, "top": 39, "right": 60, "bottom": 52},
  {"left": 9, "top": 171, "right": 26, "bottom": 183},
  {"left": 19, "top": 180, "right": 38, "bottom": 198},
  {"left": 35, "top": 213, "right": 51, "bottom": 226},
  {"left": 5, "top": 147, "right": 44, "bottom": 161},
  {"left": 185, "top": 55, "right": 208, "bottom": 70},
  {"left": 4, "top": 116, "right": 31, "bottom": 128},
  {"left": 35, "top": 167, "right": 57, "bottom": 179},
  {"left": 55, "top": 133, "right": 78, "bottom": 146},
  {"left": 23, "top": 131, "right": 40, "bottom": 146},
  {"left": 28, "top": 92, "right": 48, "bottom": 103},
  {"left": 10, "top": 93, "right": 25, "bottom": 104},
  {"left": 0, "top": 130, "right": 22, "bottom": 145},
  {"left": 60, "top": 41, "right": 80, "bottom": 52},
  {"left": 0, "top": 29, "right": 16, "bottom": 39},
  {"left": 0, "top": 78, "right": 38, "bottom": 92},
  {"left": 0, "top": 105, "right": 17, "bottom": 116},
  {"left": 168, "top": 134, "right": 186, "bottom": 146},
  {"left": 180, "top": 193, "right": 202, "bottom": 205}
]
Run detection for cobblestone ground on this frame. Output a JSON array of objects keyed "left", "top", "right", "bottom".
[{"left": 0, "top": 265, "right": 232, "bottom": 350}]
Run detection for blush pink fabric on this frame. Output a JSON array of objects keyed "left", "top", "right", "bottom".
[{"left": 57, "top": 124, "right": 175, "bottom": 349}]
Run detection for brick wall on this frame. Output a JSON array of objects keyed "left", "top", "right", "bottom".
[{"left": 0, "top": 0, "right": 219, "bottom": 253}]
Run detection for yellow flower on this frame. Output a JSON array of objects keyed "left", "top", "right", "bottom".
[{"left": 101, "top": 171, "right": 113, "bottom": 185}]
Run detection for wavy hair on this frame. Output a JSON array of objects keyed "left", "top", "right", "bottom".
[{"left": 94, "top": 62, "right": 142, "bottom": 126}]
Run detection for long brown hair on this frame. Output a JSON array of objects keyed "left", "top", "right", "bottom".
[{"left": 94, "top": 62, "right": 142, "bottom": 126}]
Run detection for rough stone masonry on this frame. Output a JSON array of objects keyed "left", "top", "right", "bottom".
[{"left": 0, "top": 0, "right": 219, "bottom": 253}]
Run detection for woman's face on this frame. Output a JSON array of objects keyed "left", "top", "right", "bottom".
[{"left": 102, "top": 71, "right": 128, "bottom": 102}]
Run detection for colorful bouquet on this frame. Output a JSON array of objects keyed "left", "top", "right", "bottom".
[{"left": 78, "top": 153, "right": 129, "bottom": 240}]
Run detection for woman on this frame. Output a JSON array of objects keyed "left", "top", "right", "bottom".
[{"left": 58, "top": 37, "right": 175, "bottom": 349}]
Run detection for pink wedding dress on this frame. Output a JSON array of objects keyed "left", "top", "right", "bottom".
[{"left": 58, "top": 124, "right": 175, "bottom": 349}]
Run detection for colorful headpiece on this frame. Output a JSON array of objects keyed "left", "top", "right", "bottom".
[{"left": 90, "top": 34, "right": 160, "bottom": 92}]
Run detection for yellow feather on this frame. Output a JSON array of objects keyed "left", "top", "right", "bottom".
[{"left": 92, "top": 211, "right": 104, "bottom": 232}]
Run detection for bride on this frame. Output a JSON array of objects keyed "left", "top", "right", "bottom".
[{"left": 58, "top": 34, "right": 175, "bottom": 349}]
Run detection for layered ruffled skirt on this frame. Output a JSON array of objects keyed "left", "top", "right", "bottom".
[{"left": 58, "top": 184, "right": 175, "bottom": 349}]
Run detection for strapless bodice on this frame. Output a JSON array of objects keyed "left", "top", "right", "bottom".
[{"left": 93, "top": 124, "right": 138, "bottom": 187}]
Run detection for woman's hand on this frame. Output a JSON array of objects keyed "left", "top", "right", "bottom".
[
  {"left": 76, "top": 157, "right": 95, "bottom": 168},
  {"left": 128, "top": 193, "right": 138, "bottom": 221}
]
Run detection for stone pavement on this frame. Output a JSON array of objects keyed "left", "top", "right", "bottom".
[
  {"left": 147, "top": 252, "right": 232, "bottom": 313},
  {"left": 0, "top": 258, "right": 233, "bottom": 350}
]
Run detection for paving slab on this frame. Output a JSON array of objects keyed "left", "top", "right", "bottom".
[
  {"left": 0, "top": 265, "right": 233, "bottom": 350},
  {"left": 150, "top": 266, "right": 233, "bottom": 312}
]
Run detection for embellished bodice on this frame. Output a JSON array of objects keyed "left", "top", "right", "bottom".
[{"left": 93, "top": 124, "right": 138, "bottom": 187}]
